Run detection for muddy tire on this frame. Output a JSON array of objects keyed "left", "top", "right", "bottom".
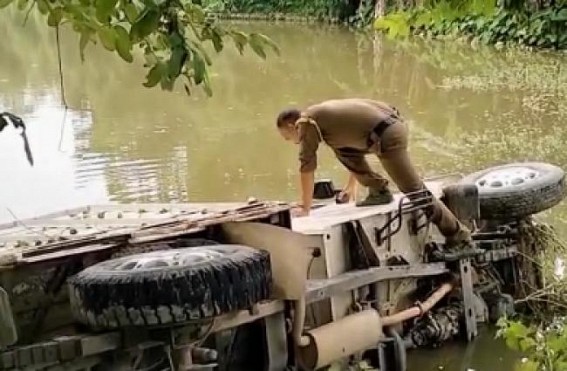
[
  {"left": 67, "top": 244, "right": 272, "bottom": 330},
  {"left": 458, "top": 162, "right": 566, "bottom": 220}
]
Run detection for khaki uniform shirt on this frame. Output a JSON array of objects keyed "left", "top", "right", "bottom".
[{"left": 297, "top": 98, "right": 398, "bottom": 173}]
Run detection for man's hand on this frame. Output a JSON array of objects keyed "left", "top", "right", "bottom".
[
  {"left": 337, "top": 172, "right": 358, "bottom": 203},
  {"left": 337, "top": 185, "right": 356, "bottom": 203},
  {"left": 291, "top": 206, "right": 309, "bottom": 218}
]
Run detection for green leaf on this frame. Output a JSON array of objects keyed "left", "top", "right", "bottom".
[
  {"left": 131, "top": 9, "right": 160, "bottom": 41},
  {"left": 187, "top": 39, "right": 212, "bottom": 65},
  {"left": 160, "top": 76, "right": 174, "bottom": 91},
  {"left": 519, "top": 337, "right": 536, "bottom": 352},
  {"left": 47, "top": 8, "right": 63, "bottom": 27},
  {"left": 124, "top": 3, "right": 138, "bottom": 22},
  {"left": 79, "top": 30, "right": 92, "bottom": 61},
  {"left": 551, "top": 9, "right": 567, "bottom": 21},
  {"left": 185, "top": 2, "right": 205, "bottom": 23},
  {"left": 143, "top": 62, "right": 165, "bottom": 88},
  {"left": 114, "top": 25, "right": 133, "bottom": 63},
  {"left": 230, "top": 31, "right": 247, "bottom": 55},
  {"left": 98, "top": 27, "right": 116, "bottom": 51},
  {"left": 0, "top": 0, "right": 14, "bottom": 9},
  {"left": 547, "top": 333, "right": 567, "bottom": 352},
  {"left": 168, "top": 47, "right": 186, "bottom": 77},
  {"left": 17, "top": 0, "right": 27, "bottom": 11},
  {"left": 516, "top": 360, "right": 538, "bottom": 371},
  {"left": 36, "top": 0, "right": 48, "bottom": 14},
  {"left": 202, "top": 73, "right": 212, "bottom": 97},
  {"left": 210, "top": 29, "right": 223, "bottom": 52},
  {"left": 96, "top": 0, "right": 118, "bottom": 22},
  {"left": 250, "top": 33, "right": 280, "bottom": 56},
  {"left": 511, "top": 322, "right": 530, "bottom": 337},
  {"left": 506, "top": 335, "right": 521, "bottom": 351},
  {"left": 193, "top": 51, "right": 206, "bottom": 84},
  {"left": 168, "top": 32, "right": 183, "bottom": 48},
  {"left": 249, "top": 34, "right": 266, "bottom": 59}
]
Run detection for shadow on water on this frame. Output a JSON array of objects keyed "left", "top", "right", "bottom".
[{"left": 0, "top": 9, "right": 566, "bottom": 370}]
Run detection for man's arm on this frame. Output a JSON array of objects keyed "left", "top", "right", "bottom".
[
  {"left": 300, "top": 171, "right": 315, "bottom": 212},
  {"left": 346, "top": 171, "right": 357, "bottom": 190},
  {"left": 296, "top": 122, "right": 320, "bottom": 215}
]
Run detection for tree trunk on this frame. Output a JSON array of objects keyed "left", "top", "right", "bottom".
[{"left": 374, "top": 0, "right": 386, "bottom": 17}]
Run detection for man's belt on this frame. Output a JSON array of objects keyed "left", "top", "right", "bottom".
[{"left": 373, "top": 113, "right": 399, "bottom": 138}]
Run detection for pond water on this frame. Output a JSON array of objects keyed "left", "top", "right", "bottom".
[{"left": 1, "top": 8, "right": 566, "bottom": 370}]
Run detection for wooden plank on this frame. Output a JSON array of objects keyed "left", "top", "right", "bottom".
[
  {"left": 305, "top": 263, "right": 448, "bottom": 303},
  {"left": 17, "top": 243, "right": 119, "bottom": 264},
  {"left": 0, "top": 202, "right": 290, "bottom": 264}
]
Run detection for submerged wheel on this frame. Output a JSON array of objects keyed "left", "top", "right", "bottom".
[
  {"left": 458, "top": 162, "right": 566, "bottom": 220},
  {"left": 68, "top": 244, "right": 272, "bottom": 330}
]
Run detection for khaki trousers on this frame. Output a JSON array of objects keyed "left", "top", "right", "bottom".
[{"left": 333, "top": 120, "right": 470, "bottom": 241}]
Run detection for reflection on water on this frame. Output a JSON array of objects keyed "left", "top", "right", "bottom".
[{"left": 0, "top": 7, "right": 566, "bottom": 369}]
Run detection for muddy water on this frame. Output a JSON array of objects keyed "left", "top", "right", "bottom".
[{"left": 1, "top": 7, "right": 566, "bottom": 370}]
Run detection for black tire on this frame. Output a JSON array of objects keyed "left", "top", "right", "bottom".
[
  {"left": 68, "top": 244, "right": 272, "bottom": 330},
  {"left": 457, "top": 162, "right": 566, "bottom": 220}
]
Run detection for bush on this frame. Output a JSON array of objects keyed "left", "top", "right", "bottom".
[
  {"left": 202, "top": 0, "right": 362, "bottom": 23},
  {"left": 497, "top": 317, "right": 567, "bottom": 371},
  {"left": 374, "top": 1, "right": 567, "bottom": 49}
]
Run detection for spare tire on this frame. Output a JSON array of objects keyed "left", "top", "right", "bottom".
[
  {"left": 68, "top": 244, "right": 272, "bottom": 330},
  {"left": 457, "top": 162, "right": 566, "bottom": 220}
]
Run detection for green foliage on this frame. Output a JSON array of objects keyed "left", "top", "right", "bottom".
[
  {"left": 374, "top": 0, "right": 567, "bottom": 50},
  {"left": 1, "top": 0, "right": 280, "bottom": 96},
  {"left": 202, "top": 0, "right": 357, "bottom": 23},
  {"left": 497, "top": 317, "right": 567, "bottom": 371}
]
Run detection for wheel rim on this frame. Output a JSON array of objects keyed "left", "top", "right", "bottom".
[
  {"left": 475, "top": 166, "right": 540, "bottom": 190},
  {"left": 100, "top": 248, "right": 227, "bottom": 271}
]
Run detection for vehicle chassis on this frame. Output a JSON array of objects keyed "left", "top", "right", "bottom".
[{"left": 0, "top": 173, "right": 550, "bottom": 371}]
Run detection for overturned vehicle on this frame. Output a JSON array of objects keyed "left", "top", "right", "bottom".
[{"left": 0, "top": 161, "right": 565, "bottom": 371}]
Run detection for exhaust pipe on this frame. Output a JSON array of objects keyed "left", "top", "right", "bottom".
[
  {"left": 296, "top": 309, "right": 384, "bottom": 370},
  {"left": 294, "top": 281, "right": 455, "bottom": 370}
]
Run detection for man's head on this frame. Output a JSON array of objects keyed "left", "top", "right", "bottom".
[{"left": 276, "top": 108, "right": 301, "bottom": 144}]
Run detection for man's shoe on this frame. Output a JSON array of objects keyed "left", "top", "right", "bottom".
[{"left": 356, "top": 188, "right": 394, "bottom": 207}]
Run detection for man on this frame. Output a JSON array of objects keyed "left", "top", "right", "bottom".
[{"left": 276, "top": 98, "right": 476, "bottom": 254}]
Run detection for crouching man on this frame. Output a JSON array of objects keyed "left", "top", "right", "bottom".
[{"left": 276, "top": 98, "right": 480, "bottom": 256}]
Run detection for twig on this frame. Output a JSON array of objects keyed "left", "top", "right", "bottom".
[
  {"left": 55, "top": 26, "right": 69, "bottom": 108},
  {"left": 6, "top": 207, "right": 51, "bottom": 239},
  {"left": 23, "top": 0, "right": 36, "bottom": 26}
]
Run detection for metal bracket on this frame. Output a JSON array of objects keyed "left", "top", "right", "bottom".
[
  {"left": 459, "top": 259, "right": 478, "bottom": 341},
  {"left": 408, "top": 210, "right": 429, "bottom": 236},
  {"left": 263, "top": 312, "right": 288, "bottom": 371},
  {"left": 0, "top": 286, "right": 17, "bottom": 348},
  {"left": 375, "top": 189, "right": 434, "bottom": 246},
  {"left": 346, "top": 220, "right": 380, "bottom": 268}
]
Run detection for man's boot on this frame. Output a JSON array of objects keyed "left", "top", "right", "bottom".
[
  {"left": 356, "top": 187, "right": 394, "bottom": 207},
  {"left": 432, "top": 228, "right": 484, "bottom": 262}
]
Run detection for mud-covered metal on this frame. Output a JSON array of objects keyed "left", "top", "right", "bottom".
[{"left": 407, "top": 302, "right": 463, "bottom": 348}]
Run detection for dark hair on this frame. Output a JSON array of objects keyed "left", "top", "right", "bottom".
[{"left": 276, "top": 108, "right": 301, "bottom": 128}]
